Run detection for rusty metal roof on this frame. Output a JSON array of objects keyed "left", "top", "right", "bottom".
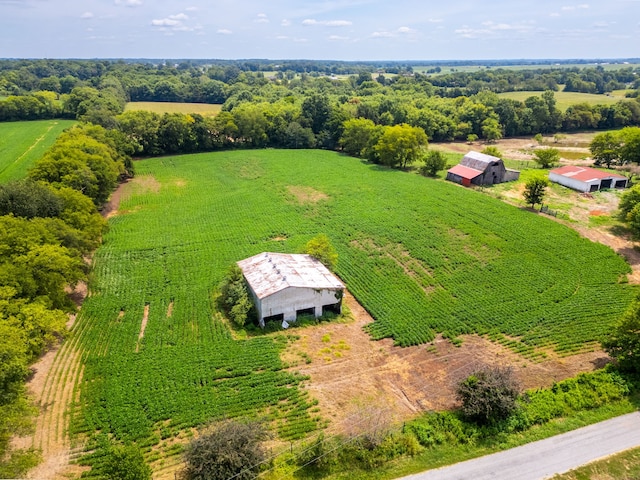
[
  {"left": 237, "top": 253, "right": 345, "bottom": 299},
  {"left": 460, "top": 151, "right": 501, "bottom": 171},
  {"left": 550, "top": 165, "right": 627, "bottom": 182}
]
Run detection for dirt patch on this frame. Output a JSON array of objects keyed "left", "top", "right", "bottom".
[
  {"left": 136, "top": 303, "right": 150, "bottom": 352},
  {"left": 101, "top": 179, "right": 129, "bottom": 219},
  {"left": 287, "top": 185, "right": 329, "bottom": 204},
  {"left": 286, "top": 292, "right": 607, "bottom": 433}
]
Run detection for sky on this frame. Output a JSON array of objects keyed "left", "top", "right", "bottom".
[{"left": 0, "top": 0, "right": 639, "bottom": 61}]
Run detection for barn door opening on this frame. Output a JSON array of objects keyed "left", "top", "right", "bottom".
[
  {"left": 296, "top": 307, "right": 315, "bottom": 320},
  {"left": 322, "top": 302, "right": 341, "bottom": 317}
]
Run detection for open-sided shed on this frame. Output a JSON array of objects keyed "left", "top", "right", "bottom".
[
  {"left": 549, "top": 165, "right": 628, "bottom": 193},
  {"left": 237, "top": 252, "right": 344, "bottom": 327}
]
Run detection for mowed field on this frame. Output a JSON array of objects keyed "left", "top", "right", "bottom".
[
  {"left": 0, "top": 119, "right": 76, "bottom": 182},
  {"left": 65, "top": 149, "right": 636, "bottom": 475},
  {"left": 124, "top": 102, "right": 222, "bottom": 116},
  {"left": 497, "top": 90, "right": 626, "bottom": 111}
]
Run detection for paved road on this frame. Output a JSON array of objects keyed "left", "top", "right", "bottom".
[{"left": 399, "top": 412, "right": 640, "bottom": 480}]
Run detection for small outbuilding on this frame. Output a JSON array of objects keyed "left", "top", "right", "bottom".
[
  {"left": 446, "top": 151, "right": 520, "bottom": 187},
  {"left": 548, "top": 165, "right": 628, "bottom": 193},
  {"left": 237, "top": 252, "right": 345, "bottom": 327}
]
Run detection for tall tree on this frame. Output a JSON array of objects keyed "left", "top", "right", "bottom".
[
  {"left": 374, "top": 124, "right": 428, "bottom": 168},
  {"left": 532, "top": 148, "right": 560, "bottom": 169},
  {"left": 602, "top": 297, "right": 640, "bottom": 372},
  {"left": 523, "top": 176, "right": 549, "bottom": 209}
]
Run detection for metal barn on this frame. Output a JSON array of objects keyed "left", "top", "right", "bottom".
[
  {"left": 237, "top": 252, "right": 345, "bottom": 327},
  {"left": 446, "top": 151, "right": 520, "bottom": 187},
  {"left": 549, "top": 166, "right": 628, "bottom": 193}
]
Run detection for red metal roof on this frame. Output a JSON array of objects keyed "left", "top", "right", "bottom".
[
  {"left": 448, "top": 164, "right": 483, "bottom": 180},
  {"left": 549, "top": 165, "right": 626, "bottom": 182}
]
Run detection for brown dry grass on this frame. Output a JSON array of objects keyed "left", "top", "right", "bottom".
[
  {"left": 287, "top": 185, "right": 329, "bottom": 204},
  {"left": 284, "top": 292, "right": 608, "bottom": 433}
]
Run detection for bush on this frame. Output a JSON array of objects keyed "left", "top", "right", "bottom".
[
  {"left": 456, "top": 367, "right": 520, "bottom": 425},
  {"left": 218, "top": 265, "right": 253, "bottom": 327},
  {"left": 102, "top": 443, "right": 151, "bottom": 480},
  {"left": 179, "top": 420, "right": 268, "bottom": 480},
  {"left": 419, "top": 150, "right": 447, "bottom": 177}
]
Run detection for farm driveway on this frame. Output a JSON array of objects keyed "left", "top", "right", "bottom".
[{"left": 397, "top": 412, "right": 640, "bottom": 480}]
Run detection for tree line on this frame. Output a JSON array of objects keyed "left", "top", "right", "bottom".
[
  {"left": 1, "top": 60, "right": 640, "bottom": 141},
  {"left": 0, "top": 124, "right": 131, "bottom": 477}
]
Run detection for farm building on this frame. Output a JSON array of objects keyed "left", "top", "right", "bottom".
[
  {"left": 548, "top": 165, "right": 628, "bottom": 193},
  {"left": 237, "top": 252, "right": 345, "bottom": 327},
  {"left": 446, "top": 151, "right": 520, "bottom": 187}
]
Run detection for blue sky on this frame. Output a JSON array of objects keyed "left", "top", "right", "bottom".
[{"left": 1, "top": 0, "right": 639, "bottom": 60}]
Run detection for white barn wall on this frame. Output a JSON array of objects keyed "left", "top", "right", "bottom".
[
  {"left": 259, "top": 287, "right": 342, "bottom": 322},
  {"left": 548, "top": 172, "right": 592, "bottom": 192}
]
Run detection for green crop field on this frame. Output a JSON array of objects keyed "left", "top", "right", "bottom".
[
  {"left": 124, "top": 102, "right": 222, "bottom": 116},
  {"left": 0, "top": 119, "right": 76, "bottom": 183},
  {"left": 497, "top": 90, "right": 624, "bottom": 111},
  {"left": 72, "top": 149, "right": 636, "bottom": 470}
]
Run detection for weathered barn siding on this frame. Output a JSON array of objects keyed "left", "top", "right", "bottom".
[{"left": 446, "top": 151, "right": 520, "bottom": 186}]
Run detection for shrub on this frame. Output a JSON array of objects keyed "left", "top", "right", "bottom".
[
  {"left": 179, "top": 420, "right": 268, "bottom": 480},
  {"left": 102, "top": 443, "right": 151, "bottom": 480},
  {"left": 456, "top": 367, "right": 520, "bottom": 425},
  {"left": 218, "top": 264, "right": 253, "bottom": 327}
]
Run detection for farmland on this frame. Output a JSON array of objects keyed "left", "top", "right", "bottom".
[
  {"left": 497, "top": 90, "right": 624, "bottom": 111},
  {"left": 124, "top": 102, "right": 222, "bottom": 116},
  {"left": 66, "top": 149, "right": 636, "bottom": 474},
  {"left": 0, "top": 119, "right": 75, "bottom": 182}
]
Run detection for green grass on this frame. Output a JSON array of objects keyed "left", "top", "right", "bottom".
[
  {"left": 497, "top": 91, "right": 623, "bottom": 111},
  {"left": 124, "top": 102, "right": 222, "bottom": 116},
  {"left": 326, "top": 399, "right": 639, "bottom": 480},
  {"left": 551, "top": 446, "right": 640, "bottom": 480},
  {"left": 73, "top": 149, "right": 637, "bottom": 470},
  {"left": 0, "top": 119, "right": 76, "bottom": 183}
]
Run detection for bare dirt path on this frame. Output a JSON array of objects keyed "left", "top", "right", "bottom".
[{"left": 13, "top": 317, "right": 86, "bottom": 480}]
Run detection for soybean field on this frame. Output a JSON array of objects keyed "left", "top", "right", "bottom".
[
  {"left": 0, "top": 119, "right": 75, "bottom": 182},
  {"left": 72, "top": 149, "right": 635, "bottom": 470}
]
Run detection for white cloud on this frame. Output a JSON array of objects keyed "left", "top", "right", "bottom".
[
  {"left": 371, "top": 30, "right": 394, "bottom": 38},
  {"left": 397, "top": 26, "right": 415, "bottom": 34},
  {"left": 151, "top": 13, "right": 196, "bottom": 32},
  {"left": 281, "top": 19, "right": 291, "bottom": 27},
  {"left": 329, "top": 35, "right": 349, "bottom": 40},
  {"left": 217, "top": 29, "right": 233, "bottom": 34},
  {"left": 114, "top": 0, "right": 142, "bottom": 6},
  {"left": 81, "top": 12, "right": 94, "bottom": 19},
  {"left": 185, "top": 6, "right": 198, "bottom": 12},
  {"left": 561, "top": 4, "right": 589, "bottom": 10},
  {"left": 256, "top": 13, "right": 269, "bottom": 24},
  {"left": 302, "top": 19, "right": 352, "bottom": 27}
]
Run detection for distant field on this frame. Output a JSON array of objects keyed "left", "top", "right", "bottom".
[
  {"left": 497, "top": 90, "right": 624, "bottom": 111},
  {"left": 124, "top": 102, "right": 222, "bottom": 116},
  {"left": 415, "top": 62, "right": 640, "bottom": 75},
  {"left": 0, "top": 119, "right": 76, "bottom": 183}
]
